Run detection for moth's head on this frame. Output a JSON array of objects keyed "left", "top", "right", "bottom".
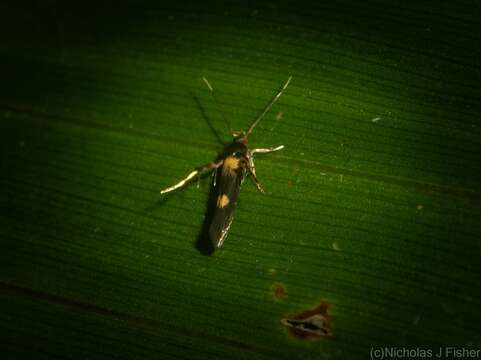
[{"left": 232, "top": 130, "right": 248, "bottom": 145}]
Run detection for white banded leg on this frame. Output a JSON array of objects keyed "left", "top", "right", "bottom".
[
  {"left": 246, "top": 153, "right": 264, "bottom": 193},
  {"left": 160, "top": 160, "right": 223, "bottom": 195},
  {"left": 247, "top": 145, "right": 284, "bottom": 193},
  {"left": 251, "top": 145, "right": 284, "bottom": 155}
]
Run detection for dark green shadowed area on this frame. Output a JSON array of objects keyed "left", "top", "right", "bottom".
[{"left": 1, "top": 1, "right": 480, "bottom": 359}]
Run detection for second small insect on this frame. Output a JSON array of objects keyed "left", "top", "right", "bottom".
[{"left": 161, "top": 76, "right": 292, "bottom": 249}]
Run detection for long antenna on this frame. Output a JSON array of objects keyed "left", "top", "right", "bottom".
[
  {"left": 246, "top": 76, "right": 292, "bottom": 137},
  {"left": 202, "top": 77, "right": 232, "bottom": 135}
]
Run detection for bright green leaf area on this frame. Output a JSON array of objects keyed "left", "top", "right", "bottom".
[{"left": 1, "top": 1, "right": 480, "bottom": 359}]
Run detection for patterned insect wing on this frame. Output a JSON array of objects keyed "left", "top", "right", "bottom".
[{"left": 208, "top": 147, "right": 247, "bottom": 248}]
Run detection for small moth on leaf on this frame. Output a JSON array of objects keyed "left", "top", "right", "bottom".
[{"left": 160, "top": 76, "right": 292, "bottom": 249}]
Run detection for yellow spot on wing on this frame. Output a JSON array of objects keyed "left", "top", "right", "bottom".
[
  {"left": 217, "top": 194, "right": 230, "bottom": 208},
  {"left": 222, "top": 156, "right": 239, "bottom": 176}
]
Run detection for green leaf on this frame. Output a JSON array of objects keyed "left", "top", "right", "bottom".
[{"left": 1, "top": 1, "right": 480, "bottom": 359}]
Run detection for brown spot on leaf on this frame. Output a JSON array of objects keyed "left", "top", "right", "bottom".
[
  {"left": 281, "top": 301, "right": 331, "bottom": 339},
  {"left": 271, "top": 283, "right": 285, "bottom": 300}
]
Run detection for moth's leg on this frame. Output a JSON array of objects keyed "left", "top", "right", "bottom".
[
  {"left": 246, "top": 153, "right": 265, "bottom": 193},
  {"left": 247, "top": 146, "right": 284, "bottom": 193},
  {"left": 212, "top": 166, "right": 218, "bottom": 187},
  {"left": 160, "top": 160, "right": 223, "bottom": 194},
  {"left": 251, "top": 145, "right": 284, "bottom": 155}
]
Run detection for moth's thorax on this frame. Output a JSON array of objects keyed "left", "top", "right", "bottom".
[
  {"left": 223, "top": 141, "right": 248, "bottom": 159},
  {"left": 220, "top": 141, "right": 248, "bottom": 179}
]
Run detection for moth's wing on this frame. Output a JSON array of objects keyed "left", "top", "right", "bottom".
[{"left": 208, "top": 162, "right": 245, "bottom": 248}]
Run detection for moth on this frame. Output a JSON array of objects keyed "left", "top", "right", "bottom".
[{"left": 160, "top": 76, "right": 292, "bottom": 248}]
